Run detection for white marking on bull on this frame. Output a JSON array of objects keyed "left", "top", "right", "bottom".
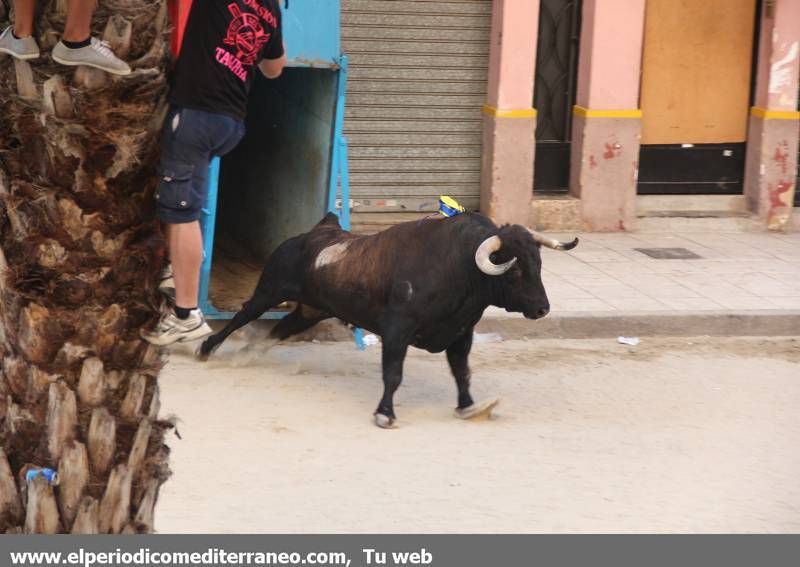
[{"left": 315, "top": 241, "right": 351, "bottom": 270}]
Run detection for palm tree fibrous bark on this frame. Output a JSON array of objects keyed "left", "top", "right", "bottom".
[{"left": 0, "top": 0, "right": 173, "bottom": 533}]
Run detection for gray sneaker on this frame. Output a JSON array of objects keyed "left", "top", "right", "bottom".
[
  {"left": 0, "top": 27, "right": 40, "bottom": 60},
  {"left": 140, "top": 309, "right": 213, "bottom": 346},
  {"left": 52, "top": 37, "right": 131, "bottom": 76}
]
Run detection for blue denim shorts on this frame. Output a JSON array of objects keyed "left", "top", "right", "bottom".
[{"left": 156, "top": 106, "right": 245, "bottom": 224}]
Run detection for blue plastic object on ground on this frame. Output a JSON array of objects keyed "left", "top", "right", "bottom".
[
  {"left": 354, "top": 327, "right": 366, "bottom": 351},
  {"left": 26, "top": 467, "right": 59, "bottom": 486}
]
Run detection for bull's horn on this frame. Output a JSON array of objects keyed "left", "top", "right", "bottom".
[
  {"left": 475, "top": 236, "right": 517, "bottom": 276},
  {"left": 528, "top": 229, "right": 579, "bottom": 251}
]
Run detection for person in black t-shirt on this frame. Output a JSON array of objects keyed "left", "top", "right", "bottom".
[{"left": 142, "top": 0, "right": 286, "bottom": 347}]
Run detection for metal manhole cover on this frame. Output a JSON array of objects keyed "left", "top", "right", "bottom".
[{"left": 634, "top": 247, "right": 703, "bottom": 260}]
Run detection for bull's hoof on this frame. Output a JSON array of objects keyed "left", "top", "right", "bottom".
[
  {"left": 454, "top": 399, "right": 499, "bottom": 420},
  {"left": 195, "top": 340, "right": 218, "bottom": 362},
  {"left": 374, "top": 413, "right": 397, "bottom": 429}
]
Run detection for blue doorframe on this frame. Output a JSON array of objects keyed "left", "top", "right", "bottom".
[{"left": 198, "top": 57, "right": 350, "bottom": 320}]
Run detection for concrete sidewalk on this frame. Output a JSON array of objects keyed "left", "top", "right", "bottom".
[
  {"left": 478, "top": 228, "right": 800, "bottom": 338},
  {"left": 227, "top": 226, "right": 800, "bottom": 342}
]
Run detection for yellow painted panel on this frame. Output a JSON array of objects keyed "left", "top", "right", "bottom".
[{"left": 640, "top": 0, "right": 757, "bottom": 144}]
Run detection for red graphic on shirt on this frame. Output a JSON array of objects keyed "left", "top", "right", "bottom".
[{"left": 223, "top": 3, "right": 271, "bottom": 66}]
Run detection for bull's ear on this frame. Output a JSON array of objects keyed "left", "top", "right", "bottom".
[
  {"left": 496, "top": 225, "right": 528, "bottom": 256},
  {"left": 317, "top": 212, "right": 342, "bottom": 228}
]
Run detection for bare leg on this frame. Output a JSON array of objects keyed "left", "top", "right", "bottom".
[
  {"left": 63, "top": 0, "right": 95, "bottom": 42},
  {"left": 167, "top": 221, "right": 203, "bottom": 310},
  {"left": 12, "top": 0, "right": 35, "bottom": 37}
]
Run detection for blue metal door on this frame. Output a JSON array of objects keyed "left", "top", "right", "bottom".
[
  {"left": 283, "top": 0, "right": 341, "bottom": 66},
  {"left": 197, "top": 0, "right": 351, "bottom": 319}
]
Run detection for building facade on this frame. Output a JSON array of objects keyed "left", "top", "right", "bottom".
[{"left": 342, "top": 0, "right": 800, "bottom": 231}]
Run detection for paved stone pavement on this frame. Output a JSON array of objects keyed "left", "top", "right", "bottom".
[{"left": 528, "top": 230, "right": 800, "bottom": 314}]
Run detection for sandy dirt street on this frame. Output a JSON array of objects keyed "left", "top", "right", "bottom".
[{"left": 155, "top": 332, "right": 800, "bottom": 533}]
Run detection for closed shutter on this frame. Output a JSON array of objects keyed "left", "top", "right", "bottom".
[{"left": 341, "top": 0, "right": 492, "bottom": 212}]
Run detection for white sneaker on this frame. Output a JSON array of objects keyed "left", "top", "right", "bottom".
[
  {"left": 158, "top": 264, "right": 176, "bottom": 300},
  {"left": 141, "top": 309, "right": 212, "bottom": 346},
  {"left": 52, "top": 37, "right": 131, "bottom": 75},
  {"left": 0, "top": 27, "right": 40, "bottom": 60}
]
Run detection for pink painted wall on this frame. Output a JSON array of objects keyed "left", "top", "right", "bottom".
[
  {"left": 481, "top": 0, "right": 539, "bottom": 224},
  {"left": 575, "top": 0, "right": 647, "bottom": 109},
  {"left": 753, "top": 0, "right": 800, "bottom": 110},
  {"left": 486, "top": 0, "right": 540, "bottom": 109}
]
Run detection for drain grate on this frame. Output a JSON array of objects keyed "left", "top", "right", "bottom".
[{"left": 634, "top": 247, "right": 703, "bottom": 260}]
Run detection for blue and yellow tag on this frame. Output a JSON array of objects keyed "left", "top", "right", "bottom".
[{"left": 439, "top": 196, "right": 465, "bottom": 217}]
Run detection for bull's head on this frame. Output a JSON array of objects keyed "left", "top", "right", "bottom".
[{"left": 475, "top": 227, "right": 578, "bottom": 320}]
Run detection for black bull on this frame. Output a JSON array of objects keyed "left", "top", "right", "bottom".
[{"left": 199, "top": 212, "right": 578, "bottom": 428}]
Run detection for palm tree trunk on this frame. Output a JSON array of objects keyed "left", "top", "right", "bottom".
[{"left": 0, "top": 0, "right": 171, "bottom": 533}]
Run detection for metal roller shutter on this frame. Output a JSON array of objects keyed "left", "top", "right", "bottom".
[{"left": 341, "top": 0, "right": 492, "bottom": 213}]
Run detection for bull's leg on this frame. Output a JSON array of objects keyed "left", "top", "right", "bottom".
[
  {"left": 197, "top": 291, "right": 283, "bottom": 360},
  {"left": 448, "top": 330, "right": 500, "bottom": 420},
  {"left": 228, "top": 306, "right": 328, "bottom": 360},
  {"left": 270, "top": 305, "right": 329, "bottom": 341},
  {"left": 374, "top": 341, "right": 409, "bottom": 429},
  {"left": 446, "top": 331, "right": 475, "bottom": 409}
]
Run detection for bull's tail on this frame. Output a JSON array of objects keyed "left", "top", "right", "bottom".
[{"left": 316, "top": 212, "right": 342, "bottom": 228}]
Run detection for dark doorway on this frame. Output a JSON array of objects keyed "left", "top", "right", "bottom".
[{"left": 533, "top": 0, "right": 582, "bottom": 193}]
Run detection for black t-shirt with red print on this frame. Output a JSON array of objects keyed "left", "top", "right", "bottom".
[{"left": 169, "top": 0, "right": 284, "bottom": 121}]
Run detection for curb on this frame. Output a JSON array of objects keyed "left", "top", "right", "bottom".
[
  {"left": 235, "top": 309, "right": 800, "bottom": 344},
  {"left": 474, "top": 310, "right": 800, "bottom": 340}
]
